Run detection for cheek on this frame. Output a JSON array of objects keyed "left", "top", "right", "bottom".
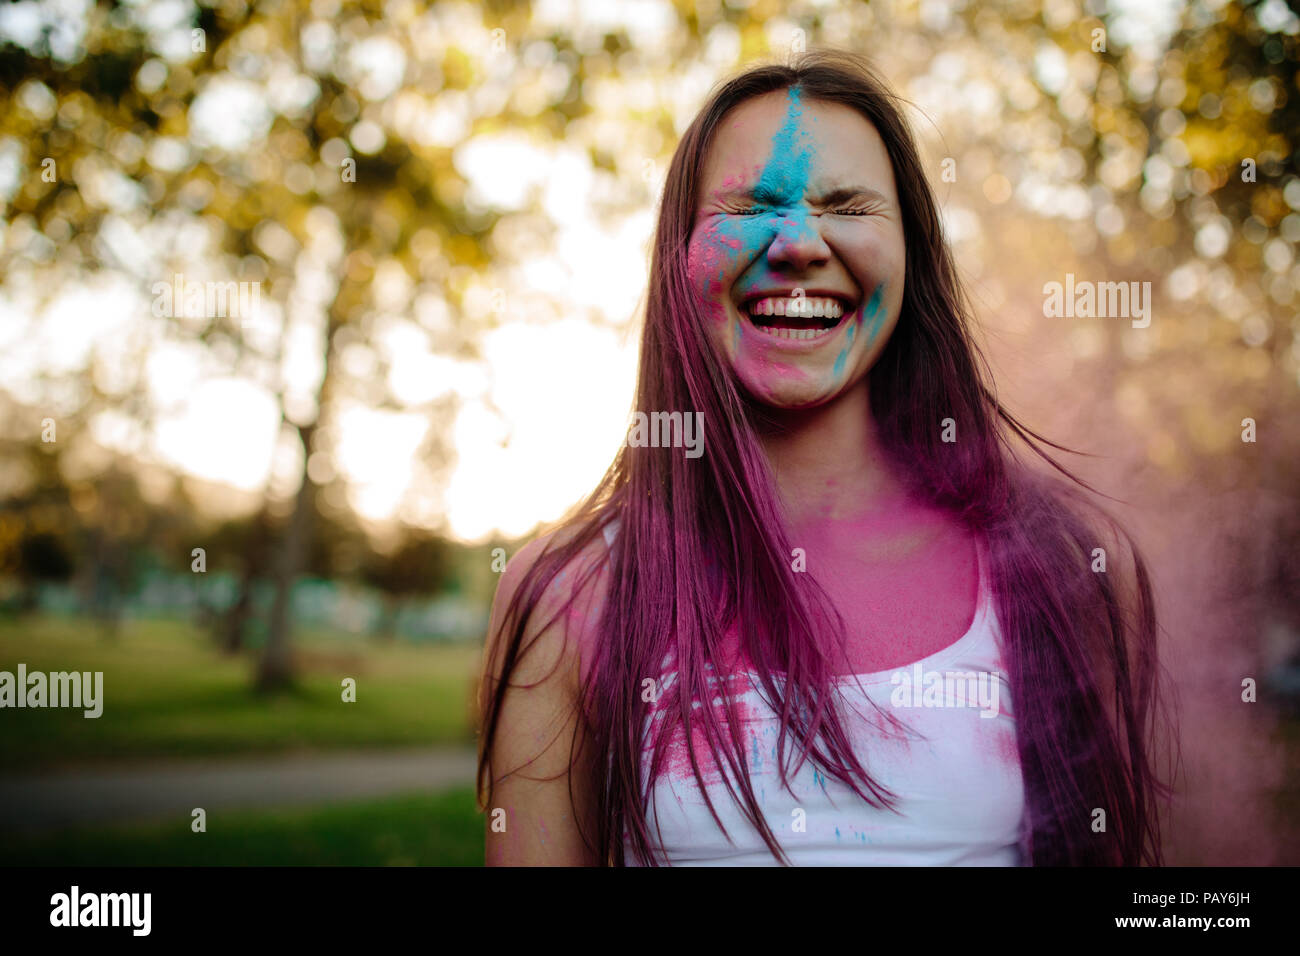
[
  {"left": 827, "top": 224, "right": 903, "bottom": 282},
  {"left": 686, "top": 218, "right": 779, "bottom": 316},
  {"left": 827, "top": 230, "right": 904, "bottom": 328},
  {"left": 833, "top": 280, "right": 899, "bottom": 384},
  {"left": 686, "top": 232, "right": 736, "bottom": 322},
  {"left": 686, "top": 230, "right": 742, "bottom": 357},
  {"left": 823, "top": 241, "right": 901, "bottom": 383}
]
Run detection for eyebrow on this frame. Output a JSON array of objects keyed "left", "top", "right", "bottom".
[{"left": 712, "top": 185, "right": 889, "bottom": 206}]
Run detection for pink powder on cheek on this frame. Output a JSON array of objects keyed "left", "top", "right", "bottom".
[{"left": 687, "top": 224, "right": 748, "bottom": 323}]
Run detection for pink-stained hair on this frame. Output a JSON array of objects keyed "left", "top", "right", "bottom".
[{"left": 477, "top": 49, "right": 1175, "bottom": 866}]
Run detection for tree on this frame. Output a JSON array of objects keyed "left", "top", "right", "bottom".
[{"left": 360, "top": 532, "right": 452, "bottom": 641}]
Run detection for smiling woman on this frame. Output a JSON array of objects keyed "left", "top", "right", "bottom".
[
  {"left": 689, "top": 86, "right": 905, "bottom": 407},
  {"left": 477, "top": 49, "right": 1174, "bottom": 867}
]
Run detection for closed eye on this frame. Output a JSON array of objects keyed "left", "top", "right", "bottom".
[
  {"left": 827, "top": 202, "right": 888, "bottom": 216},
  {"left": 718, "top": 202, "right": 880, "bottom": 216}
]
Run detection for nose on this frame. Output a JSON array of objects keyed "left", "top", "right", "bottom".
[{"left": 765, "top": 211, "right": 831, "bottom": 272}]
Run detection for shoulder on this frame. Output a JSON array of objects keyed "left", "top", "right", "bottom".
[
  {"left": 479, "top": 521, "right": 615, "bottom": 865},
  {"left": 487, "top": 520, "right": 615, "bottom": 694},
  {"left": 494, "top": 521, "right": 615, "bottom": 641}
]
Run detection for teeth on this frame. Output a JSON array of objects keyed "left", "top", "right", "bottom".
[
  {"left": 745, "top": 296, "right": 845, "bottom": 319},
  {"left": 754, "top": 325, "right": 832, "bottom": 340}
]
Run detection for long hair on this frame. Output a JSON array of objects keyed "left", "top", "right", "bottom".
[{"left": 478, "top": 49, "right": 1174, "bottom": 866}]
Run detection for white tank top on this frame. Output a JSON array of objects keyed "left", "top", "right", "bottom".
[{"left": 604, "top": 522, "right": 1027, "bottom": 866}]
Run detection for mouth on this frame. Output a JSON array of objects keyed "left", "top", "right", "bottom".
[{"left": 738, "top": 294, "right": 855, "bottom": 342}]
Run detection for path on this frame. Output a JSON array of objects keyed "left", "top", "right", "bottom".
[{"left": 0, "top": 746, "right": 478, "bottom": 833}]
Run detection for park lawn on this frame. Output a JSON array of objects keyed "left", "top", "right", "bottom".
[
  {"left": 0, "top": 615, "right": 483, "bottom": 770},
  {"left": 0, "top": 787, "right": 484, "bottom": 866}
]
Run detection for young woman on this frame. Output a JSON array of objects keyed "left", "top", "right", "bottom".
[{"left": 477, "top": 50, "right": 1173, "bottom": 866}]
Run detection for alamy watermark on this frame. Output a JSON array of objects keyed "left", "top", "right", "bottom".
[
  {"left": 890, "top": 665, "right": 1002, "bottom": 718},
  {"left": 0, "top": 664, "right": 103, "bottom": 718},
  {"left": 1042, "top": 273, "right": 1151, "bottom": 328},
  {"left": 626, "top": 411, "right": 704, "bottom": 459},
  {"left": 151, "top": 272, "right": 261, "bottom": 321},
  {"left": 50, "top": 886, "right": 150, "bottom": 936}
]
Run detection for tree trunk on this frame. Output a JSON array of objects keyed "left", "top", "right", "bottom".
[
  {"left": 256, "top": 422, "right": 317, "bottom": 692},
  {"left": 218, "top": 573, "right": 255, "bottom": 655},
  {"left": 94, "top": 533, "right": 123, "bottom": 642},
  {"left": 372, "top": 594, "right": 400, "bottom": 642},
  {"left": 254, "top": 258, "right": 346, "bottom": 692},
  {"left": 215, "top": 508, "right": 271, "bottom": 655}
]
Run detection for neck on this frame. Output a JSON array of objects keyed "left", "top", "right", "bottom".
[{"left": 755, "top": 377, "right": 908, "bottom": 524}]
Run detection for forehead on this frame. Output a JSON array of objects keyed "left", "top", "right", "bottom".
[{"left": 699, "top": 89, "right": 897, "bottom": 200}]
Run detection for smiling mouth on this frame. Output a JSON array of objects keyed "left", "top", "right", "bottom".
[{"left": 739, "top": 295, "right": 854, "bottom": 340}]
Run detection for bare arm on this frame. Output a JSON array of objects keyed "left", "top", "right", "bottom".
[{"left": 480, "top": 534, "right": 604, "bottom": 866}]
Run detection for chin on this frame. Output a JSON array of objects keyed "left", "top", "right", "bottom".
[{"left": 740, "top": 377, "right": 840, "bottom": 410}]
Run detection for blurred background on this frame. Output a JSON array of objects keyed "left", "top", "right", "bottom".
[{"left": 0, "top": 0, "right": 1296, "bottom": 866}]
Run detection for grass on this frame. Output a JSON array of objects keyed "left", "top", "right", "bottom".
[
  {"left": 0, "top": 614, "right": 483, "bottom": 770},
  {"left": 0, "top": 787, "right": 485, "bottom": 866}
]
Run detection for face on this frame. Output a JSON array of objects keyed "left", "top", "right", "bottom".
[{"left": 686, "top": 88, "right": 907, "bottom": 409}]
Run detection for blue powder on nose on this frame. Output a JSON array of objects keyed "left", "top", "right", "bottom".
[{"left": 702, "top": 84, "right": 835, "bottom": 302}]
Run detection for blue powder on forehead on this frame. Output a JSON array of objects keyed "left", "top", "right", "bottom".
[{"left": 753, "top": 86, "right": 815, "bottom": 206}]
